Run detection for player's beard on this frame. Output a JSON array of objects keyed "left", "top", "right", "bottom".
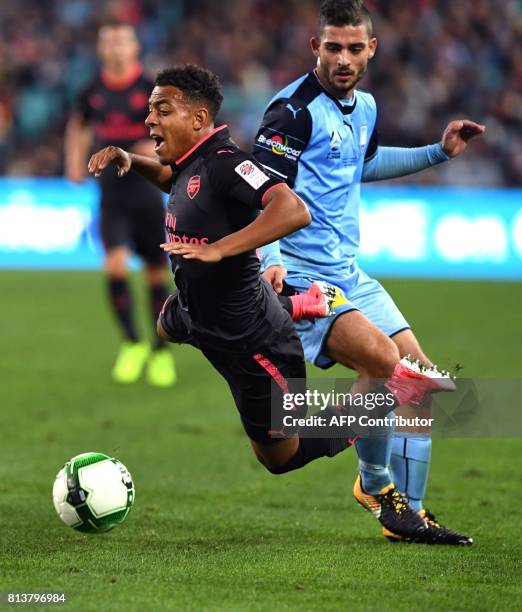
[{"left": 330, "top": 63, "right": 367, "bottom": 98}]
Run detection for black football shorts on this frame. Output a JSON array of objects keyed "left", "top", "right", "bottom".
[
  {"left": 99, "top": 184, "right": 166, "bottom": 265},
  {"left": 159, "top": 292, "right": 307, "bottom": 444}
]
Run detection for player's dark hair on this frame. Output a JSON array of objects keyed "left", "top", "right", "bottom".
[
  {"left": 99, "top": 19, "right": 136, "bottom": 31},
  {"left": 154, "top": 65, "right": 224, "bottom": 119},
  {"left": 319, "top": 0, "right": 373, "bottom": 37}
]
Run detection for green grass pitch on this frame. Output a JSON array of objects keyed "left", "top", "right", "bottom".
[{"left": 1, "top": 271, "right": 521, "bottom": 611}]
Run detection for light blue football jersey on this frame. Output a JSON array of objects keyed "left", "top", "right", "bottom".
[{"left": 253, "top": 70, "right": 378, "bottom": 282}]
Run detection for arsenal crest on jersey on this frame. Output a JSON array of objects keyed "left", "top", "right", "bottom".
[{"left": 187, "top": 175, "right": 201, "bottom": 199}]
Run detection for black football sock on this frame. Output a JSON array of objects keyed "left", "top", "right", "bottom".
[
  {"left": 267, "top": 436, "right": 351, "bottom": 474},
  {"left": 149, "top": 284, "right": 168, "bottom": 349},
  {"left": 108, "top": 278, "right": 139, "bottom": 342}
]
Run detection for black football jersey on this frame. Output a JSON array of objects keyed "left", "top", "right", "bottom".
[
  {"left": 165, "top": 125, "right": 291, "bottom": 350},
  {"left": 75, "top": 63, "right": 154, "bottom": 191}
]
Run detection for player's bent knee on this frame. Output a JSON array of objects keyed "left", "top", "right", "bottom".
[
  {"left": 377, "top": 348, "right": 401, "bottom": 378},
  {"left": 156, "top": 318, "right": 170, "bottom": 341},
  {"left": 256, "top": 454, "right": 292, "bottom": 475},
  {"left": 365, "top": 338, "right": 401, "bottom": 378},
  {"left": 252, "top": 447, "right": 284, "bottom": 474},
  {"left": 264, "top": 463, "right": 292, "bottom": 475},
  {"left": 251, "top": 438, "right": 300, "bottom": 475}
]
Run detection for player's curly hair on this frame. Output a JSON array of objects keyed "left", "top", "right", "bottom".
[
  {"left": 319, "top": 0, "right": 373, "bottom": 37},
  {"left": 154, "top": 64, "right": 224, "bottom": 119}
]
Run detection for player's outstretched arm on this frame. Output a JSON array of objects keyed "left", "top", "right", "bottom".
[
  {"left": 362, "top": 119, "right": 486, "bottom": 183},
  {"left": 441, "top": 120, "right": 486, "bottom": 158},
  {"left": 88, "top": 146, "right": 173, "bottom": 193},
  {"left": 161, "top": 184, "right": 311, "bottom": 263}
]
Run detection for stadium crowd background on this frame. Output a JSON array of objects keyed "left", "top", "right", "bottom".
[{"left": 0, "top": 0, "right": 520, "bottom": 186}]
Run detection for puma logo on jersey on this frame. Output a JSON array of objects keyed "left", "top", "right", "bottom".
[{"left": 285, "top": 103, "right": 302, "bottom": 119}]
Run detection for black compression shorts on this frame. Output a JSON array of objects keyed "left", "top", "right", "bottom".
[{"left": 159, "top": 292, "right": 307, "bottom": 444}]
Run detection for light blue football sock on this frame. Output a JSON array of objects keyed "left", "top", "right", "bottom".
[
  {"left": 355, "top": 436, "right": 393, "bottom": 494},
  {"left": 390, "top": 435, "right": 432, "bottom": 512}
]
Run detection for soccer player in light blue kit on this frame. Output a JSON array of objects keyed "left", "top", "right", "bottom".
[{"left": 253, "top": 0, "right": 484, "bottom": 544}]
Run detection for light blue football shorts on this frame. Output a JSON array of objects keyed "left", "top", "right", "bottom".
[{"left": 286, "top": 263, "right": 410, "bottom": 369}]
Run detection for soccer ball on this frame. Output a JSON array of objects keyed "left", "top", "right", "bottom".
[{"left": 52, "top": 452, "right": 135, "bottom": 533}]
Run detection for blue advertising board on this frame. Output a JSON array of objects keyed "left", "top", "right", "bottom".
[
  {"left": 0, "top": 179, "right": 520, "bottom": 279},
  {"left": 358, "top": 186, "right": 522, "bottom": 280}
]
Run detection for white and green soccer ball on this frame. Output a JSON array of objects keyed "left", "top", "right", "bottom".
[{"left": 52, "top": 452, "right": 134, "bottom": 533}]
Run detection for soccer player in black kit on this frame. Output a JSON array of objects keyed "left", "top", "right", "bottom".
[
  {"left": 65, "top": 22, "right": 176, "bottom": 387},
  {"left": 88, "top": 65, "right": 455, "bottom": 542}
]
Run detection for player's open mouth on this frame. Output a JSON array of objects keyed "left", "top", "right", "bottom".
[{"left": 151, "top": 135, "right": 165, "bottom": 152}]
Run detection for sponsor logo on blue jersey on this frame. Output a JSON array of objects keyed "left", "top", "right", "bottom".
[{"left": 257, "top": 133, "right": 302, "bottom": 161}]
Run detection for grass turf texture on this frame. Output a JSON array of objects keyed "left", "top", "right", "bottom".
[{"left": 1, "top": 270, "right": 521, "bottom": 611}]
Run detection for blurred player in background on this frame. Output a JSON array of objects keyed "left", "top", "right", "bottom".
[
  {"left": 64, "top": 22, "right": 176, "bottom": 387},
  {"left": 254, "top": 0, "right": 484, "bottom": 544}
]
